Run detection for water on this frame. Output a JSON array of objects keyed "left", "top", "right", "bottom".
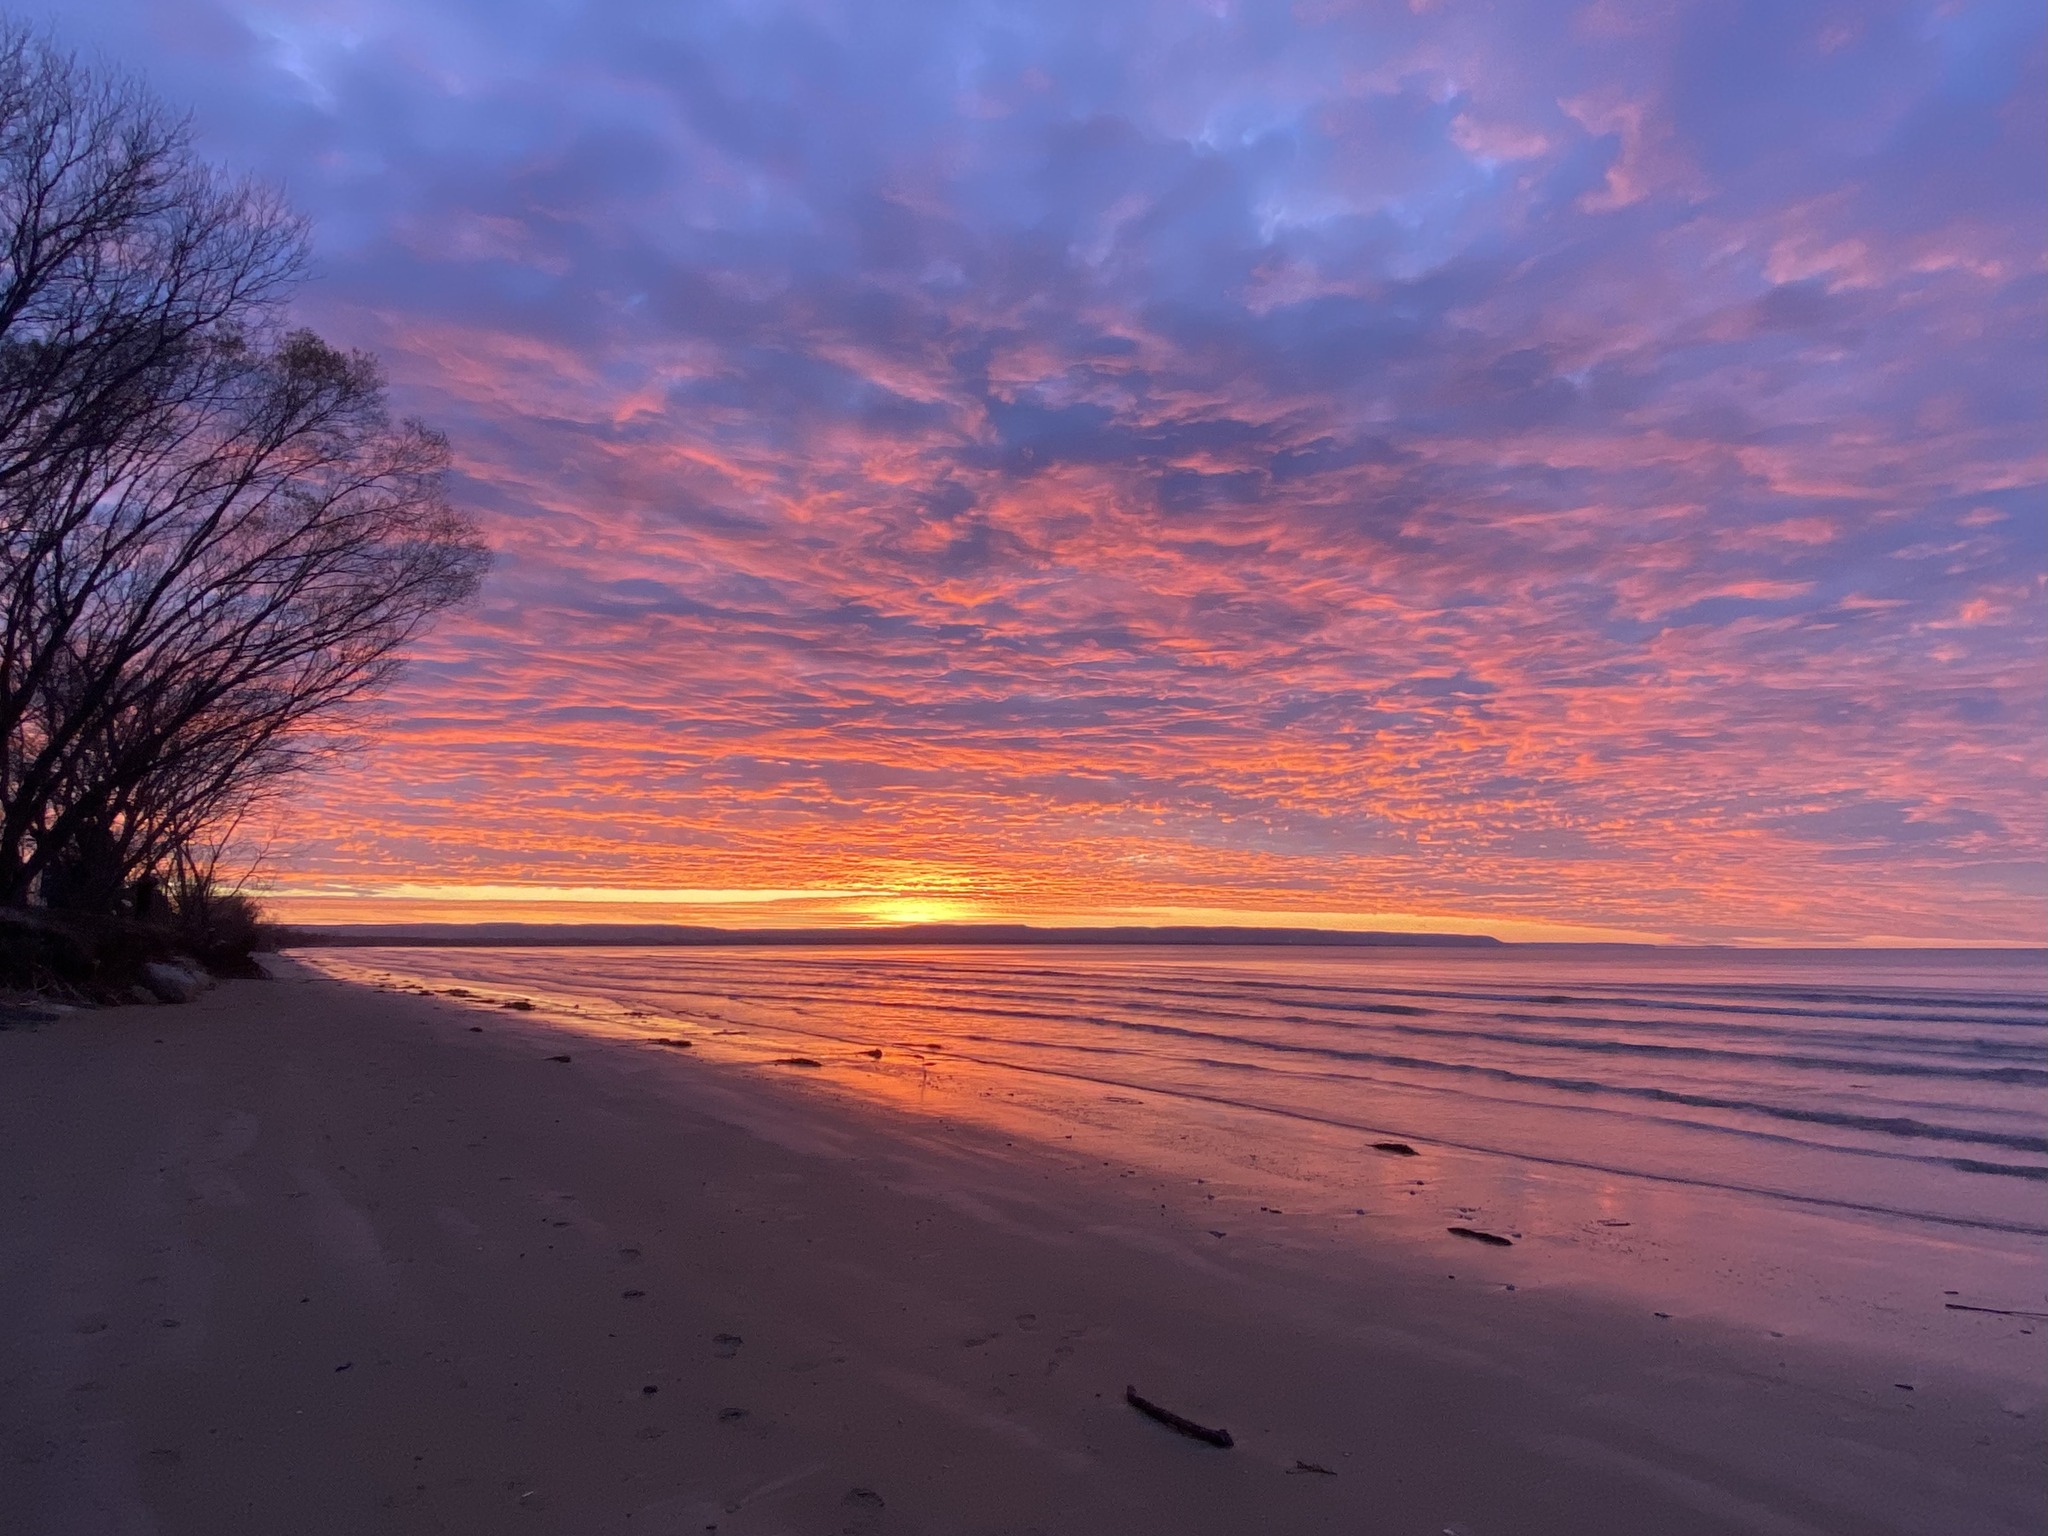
[{"left": 308, "top": 943, "right": 2048, "bottom": 1374}]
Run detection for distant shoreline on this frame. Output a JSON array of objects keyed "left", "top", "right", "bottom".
[
  {"left": 276, "top": 922, "right": 2047, "bottom": 952},
  {"left": 287, "top": 921, "right": 1514, "bottom": 949}
]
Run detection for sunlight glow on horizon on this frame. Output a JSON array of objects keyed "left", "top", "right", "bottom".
[
  {"left": 262, "top": 881, "right": 1678, "bottom": 944},
  {"left": 261, "top": 883, "right": 2043, "bottom": 946}
]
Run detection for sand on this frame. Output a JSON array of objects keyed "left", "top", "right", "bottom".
[{"left": 2, "top": 964, "right": 2039, "bottom": 1535}]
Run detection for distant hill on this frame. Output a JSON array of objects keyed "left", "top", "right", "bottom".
[{"left": 289, "top": 921, "right": 1507, "bottom": 949}]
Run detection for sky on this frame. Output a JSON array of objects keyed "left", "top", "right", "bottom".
[{"left": 44, "top": 0, "right": 2047, "bottom": 944}]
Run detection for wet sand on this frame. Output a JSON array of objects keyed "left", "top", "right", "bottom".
[{"left": 2, "top": 966, "right": 2040, "bottom": 1534}]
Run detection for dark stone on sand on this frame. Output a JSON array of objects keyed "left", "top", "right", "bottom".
[
  {"left": 140, "top": 961, "right": 208, "bottom": 1003},
  {"left": 1289, "top": 1460, "right": 1337, "bottom": 1475},
  {"left": 0, "top": 1001, "right": 65, "bottom": 1030},
  {"left": 1372, "top": 1141, "right": 1419, "bottom": 1156},
  {"left": 503, "top": 1000, "right": 534, "bottom": 1011},
  {"left": 546, "top": 1054, "right": 572, "bottom": 1063},
  {"left": 861, "top": 1047, "right": 883, "bottom": 1058},
  {"left": 1446, "top": 1226, "right": 1513, "bottom": 1246}
]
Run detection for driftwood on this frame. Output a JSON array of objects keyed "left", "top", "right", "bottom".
[
  {"left": 770, "top": 1056, "right": 823, "bottom": 1068},
  {"left": 1446, "top": 1226, "right": 1513, "bottom": 1246},
  {"left": 1125, "top": 1386, "right": 1233, "bottom": 1448},
  {"left": 1945, "top": 1302, "right": 2048, "bottom": 1319},
  {"left": 1371, "top": 1141, "right": 1419, "bottom": 1156}
]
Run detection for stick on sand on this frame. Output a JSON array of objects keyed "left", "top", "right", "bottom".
[
  {"left": 1944, "top": 1303, "right": 2048, "bottom": 1319},
  {"left": 1125, "top": 1386, "right": 1234, "bottom": 1448}
]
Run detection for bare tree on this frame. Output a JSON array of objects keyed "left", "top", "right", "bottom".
[{"left": 1, "top": 27, "right": 488, "bottom": 913}]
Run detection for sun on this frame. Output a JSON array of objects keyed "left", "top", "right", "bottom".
[{"left": 855, "top": 895, "right": 988, "bottom": 925}]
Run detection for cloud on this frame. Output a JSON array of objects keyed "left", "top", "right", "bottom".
[{"left": 46, "top": 0, "right": 2048, "bottom": 942}]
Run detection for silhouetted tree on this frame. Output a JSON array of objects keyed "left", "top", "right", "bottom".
[{"left": 0, "top": 25, "right": 488, "bottom": 912}]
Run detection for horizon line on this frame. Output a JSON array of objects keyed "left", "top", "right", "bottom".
[
  {"left": 254, "top": 885, "right": 2046, "bottom": 948},
  {"left": 279, "top": 918, "right": 2046, "bottom": 953}
]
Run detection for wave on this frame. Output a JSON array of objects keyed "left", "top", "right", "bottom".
[
  {"left": 885, "top": 1049, "right": 2048, "bottom": 1237},
  {"left": 614, "top": 974, "right": 2040, "bottom": 1071},
  {"left": 766, "top": 959, "right": 2048, "bottom": 1022},
  {"left": 643, "top": 984, "right": 2048, "bottom": 1147},
  {"left": 339, "top": 949, "right": 2048, "bottom": 1218},
  {"left": 650, "top": 964, "right": 2048, "bottom": 1041},
  {"left": 931, "top": 985, "right": 2048, "bottom": 1078}
]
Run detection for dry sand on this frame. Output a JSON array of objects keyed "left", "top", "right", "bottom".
[{"left": 2, "top": 964, "right": 2039, "bottom": 1535}]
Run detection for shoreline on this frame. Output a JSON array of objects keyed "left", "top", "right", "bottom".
[
  {"left": 312, "top": 943, "right": 2048, "bottom": 1380},
  {"left": 3, "top": 966, "right": 2041, "bottom": 1533}
]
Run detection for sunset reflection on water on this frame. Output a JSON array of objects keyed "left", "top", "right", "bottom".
[{"left": 308, "top": 943, "right": 2048, "bottom": 1379}]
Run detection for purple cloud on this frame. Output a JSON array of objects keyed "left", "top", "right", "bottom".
[{"left": 43, "top": 0, "right": 2047, "bottom": 941}]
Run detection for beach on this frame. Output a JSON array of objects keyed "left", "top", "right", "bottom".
[{"left": 3, "top": 961, "right": 2041, "bottom": 1535}]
